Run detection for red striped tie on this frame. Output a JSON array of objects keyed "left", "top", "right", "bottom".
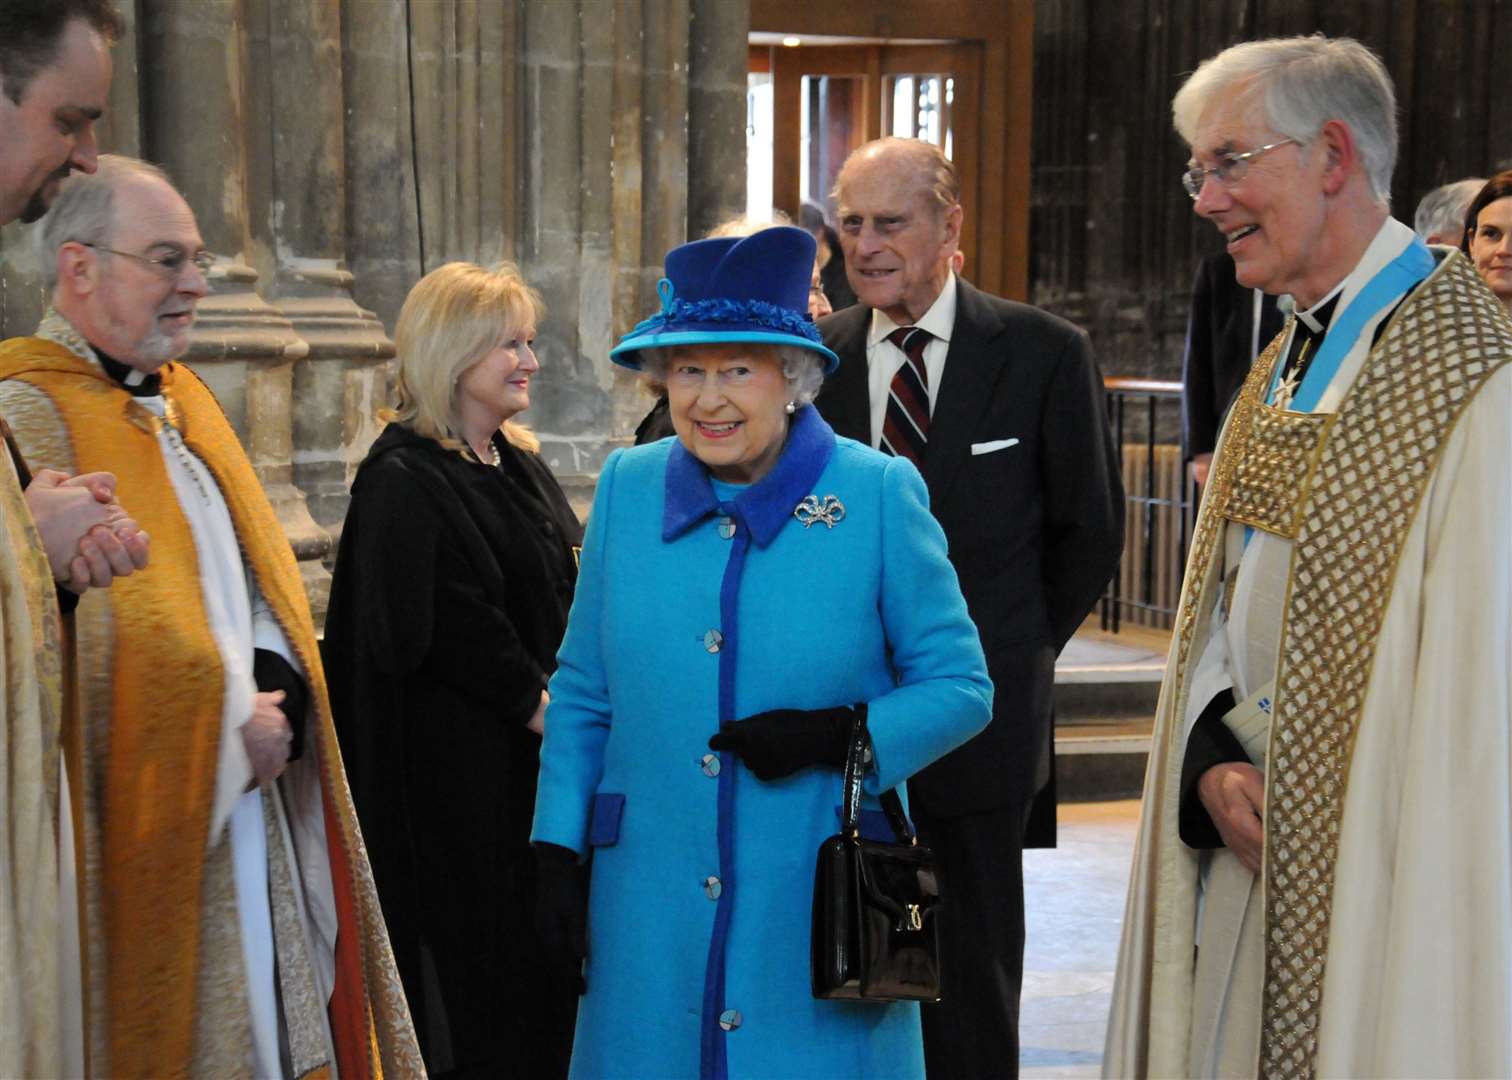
[{"left": 880, "top": 326, "right": 932, "bottom": 466}]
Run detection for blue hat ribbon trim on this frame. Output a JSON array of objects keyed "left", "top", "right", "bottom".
[{"left": 627, "top": 294, "right": 822, "bottom": 345}]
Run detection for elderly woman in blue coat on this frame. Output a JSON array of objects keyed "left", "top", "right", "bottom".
[{"left": 531, "top": 226, "right": 992, "bottom": 1080}]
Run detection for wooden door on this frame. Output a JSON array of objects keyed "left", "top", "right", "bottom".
[{"left": 762, "top": 43, "right": 983, "bottom": 280}]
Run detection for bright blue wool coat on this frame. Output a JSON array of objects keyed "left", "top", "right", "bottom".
[{"left": 531, "top": 407, "right": 992, "bottom": 1079}]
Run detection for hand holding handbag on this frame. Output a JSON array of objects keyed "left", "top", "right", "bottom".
[{"left": 811, "top": 710, "right": 943, "bottom": 1002}]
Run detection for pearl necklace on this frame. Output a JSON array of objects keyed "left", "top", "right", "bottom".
[{"left": 475, "top": 442, "right": 500, "bottom": 467}]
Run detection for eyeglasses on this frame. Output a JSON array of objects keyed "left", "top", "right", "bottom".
[
  {"left": 81, "top": 242, "right": 215, "bottom": 278},
  {"left": 1181, "top": 138, "right": 1298, "bottom": 199}
]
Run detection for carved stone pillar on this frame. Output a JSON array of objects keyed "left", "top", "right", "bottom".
[
  {"left": 248, "top": 0, "right": 395, "bottom": 547},
  {"left": 140, "top": 0, "right": 332, "bottom": 607},
  {"left": 688, "top": 0, "right": 749, "bottom": 238}
]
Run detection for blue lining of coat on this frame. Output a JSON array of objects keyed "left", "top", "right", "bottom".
[
  {"left": 587, "top": 793, "right": 626, "bottom": 847},
  {"left": 662, "top": 403, "right": 836, "bottom": 547},
  {"left": 700, "top": 511, "right": 745, "bottom": 1080},
  {"left": 662, "top": 404, "right": 836, "bottom": 1080}
]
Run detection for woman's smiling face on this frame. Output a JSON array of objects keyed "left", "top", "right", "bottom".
[
  {"left": 1468, "top": 195, "right": 1512, "bottom": 308},
  {"left": 666, "top": 342, "right": 791, "bottom": 485}
]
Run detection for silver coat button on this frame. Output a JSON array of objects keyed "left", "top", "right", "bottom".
[
  {"left": 703, "top": 875, "right": 722, "bottom": 900},
  {"left": 719, "top": 1009, "right": 741, "bottom": 1031},
  {"left": 718, "top": 516, "right": 736, "bottom": 539},
  {"left": 700, "top": 753, "right": 720, "bottom": 777},
  {"left": 703, "top": 629, "right": 723, "bottom": 653}
]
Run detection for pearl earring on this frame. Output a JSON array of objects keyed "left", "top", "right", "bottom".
[{"left": 785, "top": 401, "right": 796, "bottom": 415}]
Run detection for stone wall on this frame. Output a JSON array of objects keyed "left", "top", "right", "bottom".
[{"left": 0, "top": 0, "right": 749, "bottom": 619}]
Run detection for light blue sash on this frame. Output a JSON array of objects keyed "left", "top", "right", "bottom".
[
  {"left": 1265, "top": 236, "right": 1435, "bottom": 412},
  {"left": 1243, "top": 236, "right": 1436, "bottom": 548}
]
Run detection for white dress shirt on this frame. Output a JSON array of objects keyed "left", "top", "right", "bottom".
[{"left": 863, "top": 273, "right": 958, "bottom": 448}]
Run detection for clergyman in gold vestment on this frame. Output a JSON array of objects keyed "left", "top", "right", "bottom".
[
  {"left": 0, "top": 154, "right": 422, "bottom": 1077},
  {"left": 1106, "top": 36, "right": 1512, "bottom": 1079},
  {"left": 0, "top": 5, "right": 163, "bottom": 1075}
]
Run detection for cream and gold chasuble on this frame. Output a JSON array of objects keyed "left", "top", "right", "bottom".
[{"left": 1106, "top": 246, "right": 1512, "bottom": 1079}]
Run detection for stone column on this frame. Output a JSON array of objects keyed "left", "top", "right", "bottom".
[
  {"left": 339, "top": 0, "right": 422, "bottom": 334},
  {"left": 245, "top": 0, "right": 395, "bottom": 553},
  {"left": 520, "top": 1, "right": 612, "bottom": 477},
  {"left": 140, "top": 0, "right": 331, "bottom": 603},
  {"left": 688, "top": 0, "right": 749, "bottom": 237}
]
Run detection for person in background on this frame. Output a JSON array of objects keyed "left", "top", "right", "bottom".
[
  {"left": 1461, "top": 170, "right": 1512, "bottom": 316},
  {"left": 1181, "top": 251, "right": 1286, "bottom": 486},
  {"left": 802, "top": 199, "right": 859, "bottom": 313},
  {"left": 817, "top": 136, "right": 1124, "bottom": 1080},
  {"left": 324, "top": 261, "right": 583, "bottom": 1079},
  {"left": 1, "top": 153, "right": 419, "bottom": 1077},
  {"left": 531, "top": 225, "right": 992, "bottom": 1078},
  {"left": 1412, "top": 176, "right": 1485, "bottom": 245}
]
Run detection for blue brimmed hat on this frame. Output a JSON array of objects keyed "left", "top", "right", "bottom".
[{"left": 610, "top": 225, "right": 840, "bottom": 374}]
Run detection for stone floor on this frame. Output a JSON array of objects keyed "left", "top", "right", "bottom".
[
  {"left": 1055, "top": 624, "right": 1169, "bottom": 682},
  {"left": 1020, "top": 798, "right": 1142, "bottom": 1078}
]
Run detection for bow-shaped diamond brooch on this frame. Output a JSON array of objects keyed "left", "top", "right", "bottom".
[{"left": 794, "top": 494, "right": 846, "bottom": 529}]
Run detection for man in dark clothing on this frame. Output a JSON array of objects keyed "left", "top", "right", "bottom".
[
  {"left": 1181, "top": 251, "right": 1285, "bottom": 485},
  {"left": 815, "top": 136, "right": 1124, "bottom": 1079}
]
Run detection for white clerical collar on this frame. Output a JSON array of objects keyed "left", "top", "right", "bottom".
[
  {"left": 1296, "top": 280, "right": 1345, "bottom": 334},
  {"left": 1298, "top": 217, "right": 1416, "bottom": 335},
  {"left": 867, "top": 271, "right": 958, "bottom": 348}
]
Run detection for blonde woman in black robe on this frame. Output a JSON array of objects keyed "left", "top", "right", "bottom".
[{"left": 324, "top": 262, "right": 583, "bottom": 1079}]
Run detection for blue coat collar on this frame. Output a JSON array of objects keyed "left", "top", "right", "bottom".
[{"left": 662, "top": 404, "right": 836, "bottom": 547}]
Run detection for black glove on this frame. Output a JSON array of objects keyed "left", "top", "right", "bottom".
[
  {"left": 707, "top": 704, "right": 862, "bottom": 781},
  {"left": 534, "top": 842, "right": 588, "bottom": 994}
]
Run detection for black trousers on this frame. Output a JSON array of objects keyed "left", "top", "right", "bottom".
[{"left": 914, "top": 801, "right": 1026, "bottom": 1080}]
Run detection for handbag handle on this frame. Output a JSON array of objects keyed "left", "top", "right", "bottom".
[{"left": 841, "top": 707, "right": 917, "bottom": 845}]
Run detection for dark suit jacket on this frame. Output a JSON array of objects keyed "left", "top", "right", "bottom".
[
  {"left": 816, "top": 281, "right": 1124, "bottom": 829},
  {"left": 1181, "top": 251, "right": 1285, "bottom": 461}
]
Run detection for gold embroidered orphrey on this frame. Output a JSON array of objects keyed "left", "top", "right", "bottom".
[{"left": 1196, "top": 252, "right": 1511, "bottom": 1078}]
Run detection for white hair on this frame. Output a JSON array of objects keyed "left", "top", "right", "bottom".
[
  {"left": 1172, "top": 35, "right": 1398, "bottom": 204},
  {"left": 1413, "top": 178, "right": 1485, "bottom": 242},
  {"left": 35, "top": 154, "right": 173, "bottom": 290},
  {"left": 639, "top": 342, "right": 826, "bottom": 408}
]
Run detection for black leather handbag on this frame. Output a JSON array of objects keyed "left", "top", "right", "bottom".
[{"left": 811, "top": 711, "right": 943, "bottom": 1002}]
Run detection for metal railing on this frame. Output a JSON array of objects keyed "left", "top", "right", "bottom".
[{"left": 1100, "top": 377, "right": 1192, "bottom": 634}]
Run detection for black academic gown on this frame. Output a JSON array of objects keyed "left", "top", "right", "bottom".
[
  {"left": 324, "top": 422, "right": 583, "bottom": 1079},
  {"left": 1181, "top": 251, "right": 1285, "bottom": 463}
]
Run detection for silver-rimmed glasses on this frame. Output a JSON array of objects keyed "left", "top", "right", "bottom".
[
  {"left": 81, "top": 242, "right": 215, "bottom": 277},
  {"left": 1181, "top": 138, "right": 1298, "bottom": 199}
]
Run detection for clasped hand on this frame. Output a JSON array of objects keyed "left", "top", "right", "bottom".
[
  {"left": 1197, "top": 761, "right": 1266, "bottom": 874},
  {"left": 242, "top": 690, "right": 293, "bottom": 787},
  {"left": 25, "top": 470, "right": 150, "bottom": 592}
]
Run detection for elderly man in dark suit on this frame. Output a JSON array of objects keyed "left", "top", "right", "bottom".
[{"left": 815, "top": 136, "right": 1124, "bottom": 1079}]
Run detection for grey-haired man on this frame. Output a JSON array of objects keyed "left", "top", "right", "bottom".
[{"left": 1108, "top": 35, "right": 1511, "bottom": 1078}]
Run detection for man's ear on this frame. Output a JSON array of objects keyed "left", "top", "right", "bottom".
[
  {"left": 56, "top": 242, "right": 97, "bottom": 296},
  {"left": 942, "top": 202, "right": 964, "bottom": 247},
  {"left": 1316, "top": 119, "right": 1358, "bottom": 197}
]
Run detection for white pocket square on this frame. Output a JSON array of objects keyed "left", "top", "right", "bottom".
[{"left": 971, "top": 438, "right": 1020, "bottom": 456}]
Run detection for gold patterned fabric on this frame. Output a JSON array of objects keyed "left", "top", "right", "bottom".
[
  {"left": 1255, "top": 253, "right": 1511, "bottom": 1078},
  {"left": 0, "top": 324, "right": 422, "bottom": 1079},
  {"left": 0, "top": 434, "right": 66, "bottom": 1077},
  {"left": 1218, "top": 402, "right": 1331, "bottom": 541}
]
